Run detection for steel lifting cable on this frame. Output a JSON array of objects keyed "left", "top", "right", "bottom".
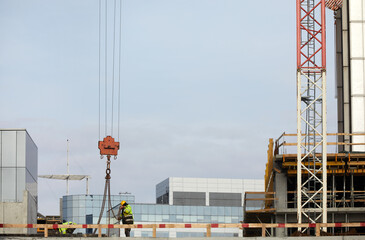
[
  {"left": 111, "top": 0, "right": 117, "bottom": 136},
  {"left": 105, "top": 0, "right": 108, "bottom": 136},
  {"left": 94, "top": 0, "right": 122, "bottom": 235},
  {"left": 117, "top": 0, "right": 122, "bottom": 142},
  {"left": 98, "top": 0, "right": 102, "bottom": 141},
  {"left": 93, "top": 156, "right": 119, "bottom": 234}
]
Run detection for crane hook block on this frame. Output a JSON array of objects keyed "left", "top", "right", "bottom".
[{"left": 98, "top": 136, "right": 120, "bottom": 156}]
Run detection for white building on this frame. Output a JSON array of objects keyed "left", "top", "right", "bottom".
[{"left": 156, "top": 177, "right": 264, "bottom": 207}]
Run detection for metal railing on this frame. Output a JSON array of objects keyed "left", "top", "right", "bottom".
[{"left": 274, "top": 132, "right": 365, "bottom": 155}]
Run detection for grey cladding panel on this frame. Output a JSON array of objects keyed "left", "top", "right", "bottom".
[
  {"left": 210, "top": 192, "right": 241, "bottom": 200},
  {"left": 2, "top": 131, "right": 16, "bottom": 167},
  {"left": 174, "top": 192, "right": 205, "bottom": 199},
  {"left": 209, "top": 193, "right": 242, "bottom": 207},
  {"left": 173, "top": 192, "right": 205, "bottom": 206}
]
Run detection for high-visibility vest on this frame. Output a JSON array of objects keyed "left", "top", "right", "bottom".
[
  {"left": 122, "top": 205, "right": 133, "bottom": 217},
  {"left": 120, "top": 205, "right": 133, "bottom": 224},
  {"left": 59, "top": 221, "right": 74, "bottom": 234}
]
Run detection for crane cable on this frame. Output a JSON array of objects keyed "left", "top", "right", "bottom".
[
  {"left": 98, "top": 0, "right": 121, "bottom": 139},
  {"left": 94, "top": 0, "right": 123, "bottom": 235}
]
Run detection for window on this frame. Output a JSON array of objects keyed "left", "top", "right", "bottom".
[
  {"left": 170, "top": 205, "right": 177, "bottom": 214},
  {"left": 224, "top": 207, "right": 231, "bottom": 215},
  {"left": 183, "top": 206, "right": 190, "bottom": 215},
  {"left": 231, "top": 207, "right": 239, "bottom": 215},
  {"left": 162, "top": 206, "right": 169, "bottom": 215},
  {"left": 155, "top": 214, "right": 162, "bottom": 222},
  {"left": 203, "top": 206, "right": 210, "bottom": 215},
  {"left": 169, "top": 214, "right": 176, "bottom": 222},
  {"left": 156, "top": 204, "right": 162, "bottom": 214},
  {"left": 190, "top": 206, "right": 197, "bottom": 215},
  {"left": 147, "top": 205, "right": 155, "bottom": 214},
  {"left": 217, "top": 207, "right": 224, "bottom": 215},
  {"left": 211, "top": 207, "right": 217, "bottom": 215},
  {"left": 148, "top": 215, "right": 156, "bottom": 222},
  {"left": 183, "top": 215, "right": 191, "bottom": 222},
  {"left": 133, "top": 205, "right": 141, "bottom": 214},
  {"left": 176, "top": 206, "right": 183, "bottom": 214}
]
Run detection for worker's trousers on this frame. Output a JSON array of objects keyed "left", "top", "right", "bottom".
[{"left": 122, "top": 217, "right": 134, "bottom": 237}]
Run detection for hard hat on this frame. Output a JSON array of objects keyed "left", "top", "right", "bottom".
[{"left": 121, "top": 200, "right": 126, "bottom": 206}]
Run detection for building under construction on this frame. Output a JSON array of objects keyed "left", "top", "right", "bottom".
[{"left": 244, "top": 0, "right": 365, "bottom": 237}]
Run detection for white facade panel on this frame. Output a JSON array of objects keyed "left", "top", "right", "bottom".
[
  {"left": 2, "top": 168, "right": 16, "bottom": 201},
  {"left": 157, "top": 177, "right": 264, "bottom": 207},
  {"left": 1, "top": 131, "right": 17, "bottom": 167},
  {"left": 16, "top": 131, "right": 26, "bottom": 167},
  {"left": 349, "top": 0, "right": 363, "bottom": 20},
  {"left": 350, "top": 23, "right": 363, "bottom": 58},
  {"left": 16, "top": 168, "right": 26, "bottom": 202},
  {"left": 207, "top": 184, "right": 218, "bottom": 192},
  {"left": 351, "top": 61, "right": 364, "bottom": 94},
  {"left": 349, "top": 0, "right": 365, "bottom": 151},
  {"left": 25, "top": 133, "right": 37, "bottom": 182},
  {"left": 352, "top": 97, "right": 365, "bottom": 131}
]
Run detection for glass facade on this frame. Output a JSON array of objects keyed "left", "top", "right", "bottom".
[
  {"left": 127, "top": 204, "right": 243, "bottom": 237},
  {"left": 62, "top": 178, "right": 263, "bottom": 237},
  {"left": 130, "top": 204, "right": 242, "bottom": 224},
  {"left": 63, "top": 196, "right": 243, "bottom": 236},
  {"left": 62, "top": 194, "right": 135, "bottom": 234}
]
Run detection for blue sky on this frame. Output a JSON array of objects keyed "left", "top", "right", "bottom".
[{"left": 0, "top": 0, "right": 337, "bottom": 215}]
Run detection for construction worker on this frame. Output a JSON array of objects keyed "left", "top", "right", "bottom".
[
  {"left": 59, "top": 220, "right": 75, "bottom": 235},
  {"left": 118, "top": 201, "right": 134, "bottom": 237}
]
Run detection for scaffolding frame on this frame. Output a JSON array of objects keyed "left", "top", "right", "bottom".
[{"left": 296, "top": 0, "right": 327, "bottom": 231}]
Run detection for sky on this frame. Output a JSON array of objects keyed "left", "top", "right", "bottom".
[{"left": 0, "top": 0, "right": 338, "bottom": 215}]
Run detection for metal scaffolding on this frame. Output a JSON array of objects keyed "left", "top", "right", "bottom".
[{"left": 296, "top": 0, "right": 328, "bottom": 231}]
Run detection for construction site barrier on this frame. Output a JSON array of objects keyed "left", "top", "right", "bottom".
[{"left": 1, "top": 222, "right": 365, "bottom": 238}]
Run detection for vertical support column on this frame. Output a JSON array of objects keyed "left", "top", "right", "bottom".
[
  {"left": 86, "top": 177, "right": 89, "bottom": 195},
  {"left": 297, "top": 70, "right": 302, "bottom": 230},
  {"left": 44, "top": 225, "right": 48, "bottom": 238},
  {"left": 206, "top": 224, "right": 211, "bottom": 237},
  {"left": 98, "top": 225, "right": 102, "bottom": 237},
  {"left": 323, "top": 71, "right": 328, "bottom": 231},
  {"left": 152, "top": 225, "right": 157, "bottom": 238},
  {"left": 276, "top": 173, "right": 288, "bottom": 237},
  {"left": 262, "top": 225, "right": 266, "bottom": 237}
]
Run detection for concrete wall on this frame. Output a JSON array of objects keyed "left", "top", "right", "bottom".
[{"left": 0, "top": 191, "right": 37, "bottom": 234}]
